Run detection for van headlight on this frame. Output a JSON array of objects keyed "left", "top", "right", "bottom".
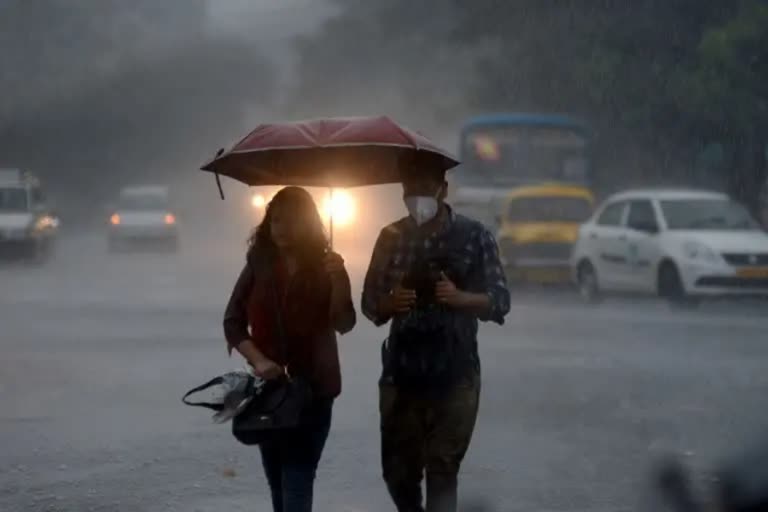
[
  {"left": 31, "top": 215, "right": 59, "bottom": 233},
  {"left": 682, "top": 241, "right": 719, "bottom": 263}
]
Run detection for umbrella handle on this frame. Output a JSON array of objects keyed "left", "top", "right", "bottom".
[
  {"left": 212, "top": 148, "right": 226, "bottom": 200},
  {"left": 328, "top": 187, "right": 334, "bottom": 250},
  {"left": 215, "top": 173, "right": 225, "bottom": 200}
]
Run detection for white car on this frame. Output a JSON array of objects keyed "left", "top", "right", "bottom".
[
  {"left": 571, "top": 189, "right": 768, "bottom": 304},
  {"left": 108, "top": 186, "right": 179, "bottom": 252},
  {"left": 0, "top": 168, "right": 59, "bottom": 263}
]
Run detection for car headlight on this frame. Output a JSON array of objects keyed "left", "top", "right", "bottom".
[
  {"left": 31, "top": 215, "right": 59, "bottom": 232},
  {"left": 682, "top": 241, "right": 719, "bottom": 263}
]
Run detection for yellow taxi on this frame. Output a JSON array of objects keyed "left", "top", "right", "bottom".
[{"left": 496, "top": 183, "right": 594, "bottom": 284}]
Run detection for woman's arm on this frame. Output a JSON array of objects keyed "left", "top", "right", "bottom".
[
  {"left": 329, "top": 268, "right": 356, "bottom": 334},
  {"left": 223, "top": 263, "right": 253, "bottom": 354},
  {"left": 223, "top": 262, "right": 283, "bottom": 378},
  {"left": 324, "top": 251, "right": 357, "bottom": 334}
]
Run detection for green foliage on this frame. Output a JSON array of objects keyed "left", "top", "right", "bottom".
[{"left": 293, "top": 0, "right": 766, "bottom": 206}]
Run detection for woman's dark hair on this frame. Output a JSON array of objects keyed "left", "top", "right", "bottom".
[{"left": 247, "top": 186, "right": 328, "bottom": 261}]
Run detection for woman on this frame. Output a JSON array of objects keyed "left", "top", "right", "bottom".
[{"left": 223, "top": 186, "right": 356, "bottom": 512}]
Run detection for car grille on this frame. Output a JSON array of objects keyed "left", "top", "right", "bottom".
[
  {"left": 515, "top": 242, "right": 573, "bottom": 261},
  {"left": 721, "top": 253, "right": 768, "bottom": 266},
  {"left": 696, "top": 276, "right": 768, "bottom": 289}
]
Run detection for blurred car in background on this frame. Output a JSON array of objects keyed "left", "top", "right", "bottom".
[
  {"left": 108, "top": 185, "right": 178, "bottom": 252},
  {"left": 572, "top": 189, "right": 768, "bottom": 305},
  {"left": 496, "top": 183, "right": 594, "bottom": 284},
  {"left": 0, "top": 168, "right": 59, "bottom": 263}
]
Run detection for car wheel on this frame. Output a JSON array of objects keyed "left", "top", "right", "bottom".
[
  {"left": 577, "top": 260, "right": 601, "bottom": 304},
  {"left": 658, "top": 261, "right": 699, "bottom": 309}
]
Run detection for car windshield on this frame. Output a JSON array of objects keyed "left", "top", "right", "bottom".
[
  {"left": 0, "top": 187, "right": 28, "bottom": 212},
  {"left": 506, "top": 196, "right": 592, "bottom": 223},
  {"left": 118, "top": 194, "right": 168, "bottom": 211},
  {"left": 660, "top": 199, "right": 760, "bottom": 230}
]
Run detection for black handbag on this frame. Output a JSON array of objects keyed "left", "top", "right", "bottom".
[{"left": 231, "top": 273, "right": 313, "bottom": 446}]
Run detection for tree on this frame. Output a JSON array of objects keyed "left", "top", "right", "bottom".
[
  {"left": 676, "top": 0, "right": 768, "bottom": 213},
  {"left": 291, "top": 1, "right": 766, "bottom": 205}
]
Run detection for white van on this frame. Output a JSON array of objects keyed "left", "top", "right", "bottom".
[{"left": 0, "top": 169, "right": 59, "bottom": 262}]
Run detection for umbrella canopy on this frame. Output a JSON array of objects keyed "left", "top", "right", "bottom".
[{"left": 201, "top": 116, "right": 459, "bottom": 188}]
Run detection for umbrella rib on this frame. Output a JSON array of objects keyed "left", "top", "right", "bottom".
[
  {"left": 383, "top": 116, "right": 420, "bottom": 151},
  {"left": 296, "top": 123, "right": 321, "bottom": 146}
]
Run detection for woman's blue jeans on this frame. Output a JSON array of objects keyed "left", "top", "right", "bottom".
[{"left": 258, "top": 399, "right": 333, "bottom": 512}]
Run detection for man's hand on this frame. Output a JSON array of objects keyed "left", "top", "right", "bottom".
[
  {"left": 251, "top": 357, "right": 284, "bottom": 380},
  {"left": 436, "top": 272, "right": 493, "bottom": 313},
  {"left": 435, "top": 272, "right": 465, "bottom": 307},
  {"left": 324, "top": 251, "right": 347, "bottom": 281},
  {"left": 381, "top": 273, "right": 417, "bottom": 316}
]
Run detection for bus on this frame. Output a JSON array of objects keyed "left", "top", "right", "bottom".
[{"left": 449, "top": 113, "right": 593, "bottom": 227}]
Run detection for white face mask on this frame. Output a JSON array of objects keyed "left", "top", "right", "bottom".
[{"left": 404, "top": 192, "right": 440, "bottom": 226}]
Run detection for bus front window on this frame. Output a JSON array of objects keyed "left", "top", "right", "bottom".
[{"left": 457, "top": 126, "right": 588, "bottom": 187}]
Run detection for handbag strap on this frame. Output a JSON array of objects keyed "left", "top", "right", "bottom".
[{"left": 181, "top": 376, "right": 226, "bottom": 411}]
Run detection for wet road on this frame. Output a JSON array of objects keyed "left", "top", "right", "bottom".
[{"left": 2, "top": 231, "right": 767, "bottom": 511}]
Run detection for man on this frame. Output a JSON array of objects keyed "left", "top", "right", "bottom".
[{"left": 362, "top": 167, "right": 511, "bottom": 512}]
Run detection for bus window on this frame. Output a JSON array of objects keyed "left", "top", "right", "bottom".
[{"left": 458, "top": 121, "right": 590, "bottom": 188}]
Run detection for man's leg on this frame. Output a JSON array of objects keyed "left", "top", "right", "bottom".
[
  {"left": 424, "top": 377, "right": 481, "bottom": 512},
  {"left": 380, "top": 383, "right": 427, "bottom": 512}
]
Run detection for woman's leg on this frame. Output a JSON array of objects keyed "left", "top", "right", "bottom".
[
  {"left": 279, "top": 400, "right": 333, "bottom": 512},
  {"left": 260, "top": 440, "right": 285, "bottom": 512}
]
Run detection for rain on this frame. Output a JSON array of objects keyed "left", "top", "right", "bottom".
[{"left": 1, "top": 1, "right": 767, "bottom": 511}]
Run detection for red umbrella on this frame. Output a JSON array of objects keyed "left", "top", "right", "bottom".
[{"left": 200, "top": 116, "right": 459, "bottom": 188}]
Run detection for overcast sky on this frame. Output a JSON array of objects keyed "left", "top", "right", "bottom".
[{"left": 207, "top": 0, "right": 333, "bottom": 42}]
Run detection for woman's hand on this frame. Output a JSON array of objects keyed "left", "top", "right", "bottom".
[
  {"left": 251, "top": 357, "right": 284, "bottom": 380},
  {"left": 324, "top": 251, "right": 347, "bottom": 280}
]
